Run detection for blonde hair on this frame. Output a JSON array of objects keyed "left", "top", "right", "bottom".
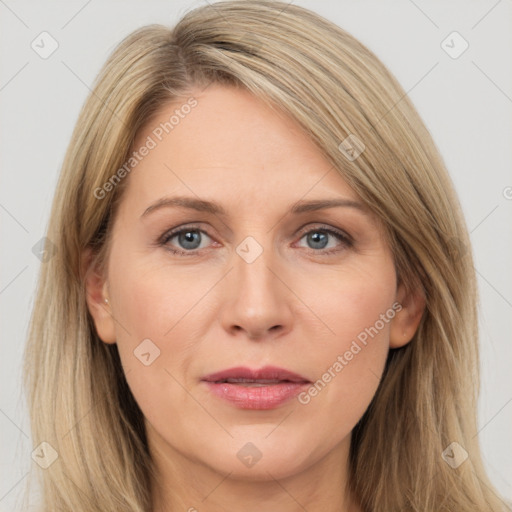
[{"left": 24, "top": 1, "right": 507, "bottom": 510}]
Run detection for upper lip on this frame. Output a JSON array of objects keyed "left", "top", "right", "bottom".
[{"left": 201, "top": 365, "right": 310, "bottom": 384}]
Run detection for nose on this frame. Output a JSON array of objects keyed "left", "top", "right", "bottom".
[{"left": 219, "top": 240, "right": 294, "bottom": 341}]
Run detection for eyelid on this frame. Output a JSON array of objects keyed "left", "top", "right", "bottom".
[
  {"left": 159, "top": 223, "right": 210, "bottom": 244},
  {"left": 295, "top": 222, "right": 352, "bottom": 243},
  {"left": 160, "top": 223, "right": 350, "bottom": 243}
]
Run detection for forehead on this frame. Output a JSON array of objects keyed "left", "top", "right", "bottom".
[{"left": 122, "top": 84, "right": 362, "bottom": 214}]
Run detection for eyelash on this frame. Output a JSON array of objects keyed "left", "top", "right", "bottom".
[{"left": 158, "top": 223, "right": 353, "bottom": 257}]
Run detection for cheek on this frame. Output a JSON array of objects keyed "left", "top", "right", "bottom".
[
  {"left": 108, "top": 246, "right": 209, "bottom": 348},
  {"left": 295, "top": 261, "right": 396, "bottom": 425},
  {"left": 105, "top": 248, "right": 223, "bottom": 430},
  {"left": 306, "top": 255, "right": 396, "bottom": 351}
]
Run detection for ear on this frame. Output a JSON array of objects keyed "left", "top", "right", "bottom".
[
  {"left": 82, "top": 247, "right": 116, "bottom": 344},
  {"left": 389, "top": 281, "right": 425, "bottom": 349}
]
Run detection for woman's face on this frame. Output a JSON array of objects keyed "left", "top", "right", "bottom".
[{"left": 87, "top": 84, "right": 420, "bottom": 483}]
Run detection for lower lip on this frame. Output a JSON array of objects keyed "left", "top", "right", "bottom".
[{"left": 203, "top": 381, "right": 309, "bottom": 409}]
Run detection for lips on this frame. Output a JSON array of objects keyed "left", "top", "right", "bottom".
[
  {"left": 201, "top": 365, "right": 310, "bottom": 384},
  {"left": 201, "top": 366, "right": 311, "bottom": 410}
]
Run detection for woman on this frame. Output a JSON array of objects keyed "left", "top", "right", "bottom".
[{"left": 24, "top": 1, "right": 508, "bottom": 510}]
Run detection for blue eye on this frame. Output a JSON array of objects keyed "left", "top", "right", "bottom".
[
  {"left": 296, "top": 227, "right": 352, "bottom": 253},
  {"left": 161, "top": 227, "right": 211, "bottom": 254},
  {"left": 159, "top": 224, "right": 352, "bottom": 256}
]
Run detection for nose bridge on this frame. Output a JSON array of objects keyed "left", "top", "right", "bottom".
[{"left": 235, "top": 234, "right": 276, "bottom": 299}]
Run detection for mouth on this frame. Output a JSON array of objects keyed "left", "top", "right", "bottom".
[
  {"left": 210, "top": 378, "right": 301, "bottom": 386},
  {"left": 202, "top": 365, "right": 310, "bottom": 384},
  {"left": 201, "top": 366, "right": 311, "bottom": 409}
]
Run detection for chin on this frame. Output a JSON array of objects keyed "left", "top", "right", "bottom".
[{"left": 195, "top": 435, "right": 319, "bottom": 482}]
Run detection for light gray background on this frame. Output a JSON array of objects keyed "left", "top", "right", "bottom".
[{"left": 1, "top": 1, "right": 511, "bottom": 510}]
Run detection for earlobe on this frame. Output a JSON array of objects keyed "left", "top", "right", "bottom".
[
  {"left": 389, "top": 282, "right": 426, "bottom": 349},
  {"left": 82, "top": 247, "right": 117, "bottom": 344}
]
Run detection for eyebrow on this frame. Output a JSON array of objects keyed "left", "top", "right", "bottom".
[{"left": 141, "top": 195, "right": 369, "bottom": 218}]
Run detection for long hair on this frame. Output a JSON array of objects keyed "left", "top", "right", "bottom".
[{"left": 24, "top": 1, "right": 507, "bottom": 510}]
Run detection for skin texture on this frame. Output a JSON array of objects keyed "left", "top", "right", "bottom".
[{"left": 85, "top": 84, "right": 424, "bottom": 512}]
